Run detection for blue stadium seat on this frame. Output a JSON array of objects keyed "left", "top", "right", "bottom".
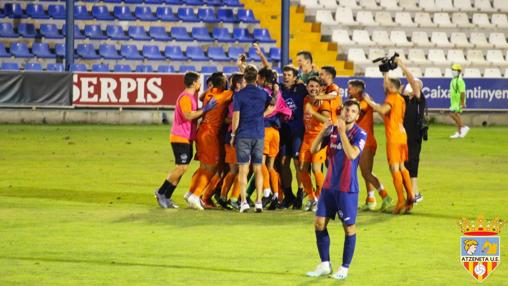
[
  {"left": 114, "top": 6, "right": 136, "bottom": 21},
  {"left": 18, "top": 23, "right": 37, "bottom": 38},
  {"left": 10, "top": 42, "right": 32, "bottom": 58},
  {"left": 92, "top": 63, "right": 110, "bottom": 72},
  {"left": 164, "top": 46, "right": 187, "bottom": 60},
  {"left": 71, "top": 64, "right": 87, "bottom": 72},
  {"left": 135, "top": 6, "right": 157, "bottom": 21},
  {"left": 104, "top": 0, "right": 122, "bottom": 3},
  {"left": 237, "top": 9, "right": 259, "bottom": 24},
  {"left": 121, "top": 45, "right": 143, "bottom": 60},
  {"left": 114, "top": 64, "right": 132, "bottom": 72},
  {"left": 223, "top": 66, "right": 240, "bottom": 73},
  {"left": 0, "top": 23, "right": 18, "bottom": 38},
  {"left": 77, "top": 44, "right": 100, "bottom": 60},
  {"left": 40, "top": 24, "right": 63, "bottom": 39},
  {"left": 171, "top": 27, "right": 192, "bottom": 41},
  {"left": 186, "top": 46, "right": 208, "bottom": 61},
  {"left": 62, "top": 24, "right": 85, "bottom": 40},
  {"left": 178, "top": 7, "right": 199, "bottom": 22},
  {"left": 136, "top": 64, "right": 154, "bottom": 72},
  {"left": 224, "top": 0, "right": 243, "bottom": 7},
  {"left": 253, "top": 28, "right": 276, "bottom": 43},
  {"left": 206, "top": 0, "right": 224, "bottom": 6},
  {"left": 192, "top": 27, "right": 213, "bottom": 42},
  {"left": 99, "top": 44, "right": 122, "bottom": 59},
  {"left": 269, "top": 47, "right": 281, "bottom": 62},
  {"left": 2, "top": 62, "right": 20, "bottom": 71},
  {"left": 143, "top": 45, "right": 165, "bottom": 60},
  {"left": 75, "top": 5, "right": 93, "bottom": 20},
  {"left": 47, "top": 63, "right": 65, "bottom": 72},
  {"left": 32, "top": 42, "right": 56, "bottom": 58},
  {"left": 158, "top": 65, "right": 175, "bottom": 72},
  {"left": 92, "top": 6, "right": 114, "bottom": 20},
  {"left": 248, "top": 47, "right": 263, "bottom": 61},
  {"left": 149, "top": 26, "right": 171, "bottom": 41},
  {"left": 0, "top": 43, "right": 10, "bottom": 57},
  {"left": 156, "top": 7, "right": 178, "bottom": 22},
  {"left": 183, "top": 0, "right": 204, "bottom": 5},
  {"left": 201, "top": 66, "right": 218, "bottom": 73},
  {"left": 165, "top": 0, "right": 184, "bottom": 4},
  {"left": 233, "top": 28, "right": 253, "bottom": 43},
  {"left": 48, "top": 4, "right": 66, "bottom": 19},
  {"left": 198, "top": 8, "right": 218, "bottom": 23},
  {"left": 218, "top": 9, "right": 236, "bottom": 23},
  {"left": 55, "top": 44, "right": 65, "bottom": 57},
  {"left": 129, "top": 26, "right": 150, "bottom": 40},
  {"left": 25, "top": 63, "right": 43, "bottom": 71},
  {"left": 125, "top": 0, "right": 143, "bottom": 3},
  {"left": 146, "top": 0, "right": 165, "bottom": 4},
  {"left": 4, "top": 3, "right": 25, "bottom": 19},
  {"left": 26, "top": 4, "right": 50, "bottom": 19},
  {"left": 213, "top": 27, "right": 234, "bottom": 43},
  {"left": 179, "top": 65, "right": 196, "bottom": 72},
  {"left": 228, "top": 46, "right": 245, "bottom": 60},
  {"left": 207, "top": 46, "right": 229, "bottom": 61},
  {"left": 106, "top": 25, "right": 128, "bottom": 40},
  {"left": 84, "top": 24, "right": 107, "bottom": 40}
]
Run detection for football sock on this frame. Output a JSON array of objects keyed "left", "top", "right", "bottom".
[
  {"left": 367, "top": 190, "right": 375, "bottom": 203},
  {"left": 342, "top": 234, "right": 356, "bottom": 268},
  {"left": 189, "top": 169, "right": 214, "bottom": 197},
  {"left": 314, "top": 171, "right": 324, "bottom": 198},
  {"left": 268, "top": 169, "right": 280, "bottom": 199},
  {"left": 158, "top": 180, "right": 171, "bottom": 195},
  {"left": 261, "top": 164, "right": 270, "bottom": 191},
  {"left": 391, "top": 171, "right": 405, "bottom": 204},
  {"left": 220, "top": 173, "right": 236, "bottom": 199},
  {"left": 230, "top": 177, "right": 240, "bottom": 200},
  {"left": 301, "top": 171, "right": 316, "bottom": 201},
  {"left": 203, "top": 173, "right": 221, "bottom": 201},
  {"left": 315, "top": 229, "right": 330, "bottom": 262},
  {"left": 400, "top": 169, "right": 414, "bottom": 200},
  {"left": 165, "top": 182, "right": 177, "bottom": 199}
]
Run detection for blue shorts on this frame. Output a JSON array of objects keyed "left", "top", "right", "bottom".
[
  {"left": 235, "top": 138, "right": 264, "bottom": 165},
  {"left": 316, "top": 189, "right": 358, "bottom": 226},
  {"left": 279, "top": 126, "right": 303, "bottom": 159}
]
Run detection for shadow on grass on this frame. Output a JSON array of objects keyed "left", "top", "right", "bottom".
[{"left": 1, "top": 255, "right": 302, "bottom": 278}]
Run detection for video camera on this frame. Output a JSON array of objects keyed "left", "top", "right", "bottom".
[{"left": 372, "top": 53, "right": 400, "bottom": 73}]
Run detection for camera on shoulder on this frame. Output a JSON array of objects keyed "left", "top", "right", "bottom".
[{"left": 373, "top": 53, "right": 400, "bottom": 73}]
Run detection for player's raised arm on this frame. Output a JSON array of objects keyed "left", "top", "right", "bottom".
[
  {"left": 310, "top": 119, "right": 332, "bottom": 154},
  {"left": 363, "top": 93, "right": 391, "bottom": 115},
  {"left": 305, "top": 102, "right": 330, "bottom": 123},
  {"left": 397, "top": 58, "right": 421, "bottom": 100}
]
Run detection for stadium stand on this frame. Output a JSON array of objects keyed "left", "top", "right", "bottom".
[{"left": 0, "top": 0, "right": 278, "bottom": 72}]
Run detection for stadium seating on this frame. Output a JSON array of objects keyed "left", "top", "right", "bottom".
[
  {"left": 157, "top": 65, "right": 175, "bottom": 73},
  {"left": 208, "top": 46, "right": 229, "bottom": 61},
  {"left": 107, "top": 25, "right": 129, "bottom": 40},
  {"left": 156, "top": 7, "right": 178, "bottom": 22},
  {"left": 11, "top": 42, "right": 32, "bottom": 58},
  {"left": 213, "top": 27, "right": 234, "bottom": 42},
  {"left": 171, "top": 27, "right": 192, "bottom": 41},
  {"left": 149, "top": 26, "right": 171, "bottom": 41},
  {"left": 192, "top": 27, "right": 213, "bottom": 42},
  {"left": 99, "top": 44, "right": 122, "bottom": 60},
  {"left": 26, "top": 4, "right": 49, "bottom": 19},
  {"left": 40, "top": 24, "right": 63, "bottom": 39},
  {"left": 32, "top": 43, "right": 55, "bottom": 59},
  {"left": 186, "top": 46, "right": 208, "bottom": 61},
  {"left": 114, "top": 64, "right": 132, "bottom": 72},
  {"left": 92, "top": 6, "right": 114, "bottom": 21},
  {"left": 0, "top": 22, "right": 18, "bottom": 38},
  {"left": 129, "top": 26, "right": 151, "bottom": 41},
  {"left": 165, "top": 46, "right": 187, "bottom": 60},
  {"left": 2, "top": 62, "right": 20, "bottom": 70},
  {"left": 0, "top": 44, "right": 10, "bottom": 57},
  {"left": 142, "top": 45, "right": 165, "bottom": 60},
  {"left": 85, "top": 25, "right": 107, "bottom": 40},
  {"left": 47, "top": 63, "right": 65, "bottom": 72},
  {"left": 92, "top": 63, "right": 110, "bottom": 72},
  {"left": 18, "top": 23, "right": 37, "bottom": 38},
  {"left": 48, "top": 5, "right": 66, "bottom": 20},
  {"left": 25, "top": 62, "right": 42, "bottom": 71},
  {"left": 136, "top": 64, "right": 154, "bottom": 72}
]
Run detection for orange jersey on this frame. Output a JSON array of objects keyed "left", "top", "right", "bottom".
[
  {"left": 200, "top": 88, "right": 233, "bottom": 134},
  {"left": 170, "top": 94, "right": 192, "bottom": 144},
  {"left": 383, "top": 92, "right": 407, "bottom": 145},
  {"left": 303, "top": 96, "right": 331, "bottom": 137},
  {"left": 356, "top": 97, "right": 376, "bottom": 148},
  {"left": 325, "top": 83, "right": 342, "bottom": 123}
]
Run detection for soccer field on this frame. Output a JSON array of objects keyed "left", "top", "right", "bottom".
[{"left": 1, "top": 124, "right": 507, "bottom": 285}]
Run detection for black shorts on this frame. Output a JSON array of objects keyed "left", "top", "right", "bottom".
[
  {"left": 171, "top": 143, "right": 193, "bottom": 165},
  {"left": 405, "top": 140, "right": 422, "bottom": 178}
]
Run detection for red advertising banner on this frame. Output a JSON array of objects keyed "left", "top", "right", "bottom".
[{"left": 73, "top": 73, "right": 186, "bottom": 107}]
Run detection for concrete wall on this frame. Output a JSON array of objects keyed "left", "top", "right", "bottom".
[{"left": 0, "top": 108, "right": 507, "bottom": 126}]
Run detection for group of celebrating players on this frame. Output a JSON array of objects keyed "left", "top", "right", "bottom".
[{"left": 153, "top": 47, "right": 428, "bottom": 280}]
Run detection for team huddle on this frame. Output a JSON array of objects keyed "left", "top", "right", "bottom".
[{"left": 153, "top": 49, "right": 428, "bottom": 280}]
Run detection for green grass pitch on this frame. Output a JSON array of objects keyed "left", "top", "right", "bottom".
[{"left": 0, "top": 124, "right": 507, "bottom": 285}]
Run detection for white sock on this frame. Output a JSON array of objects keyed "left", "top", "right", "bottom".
[
  {"left": 321, "top": 261, "right": 331, "bottom": 268},
  {"left": 367, "top": 190, "right": 375, "bottom": 198},
  {"left": 273, "top": 192, "right": 279, "bottom": 199},
  {"left": 377, "top": 184, "right": 384, "bottom": 192},
  {"left": 263, "top": 189, "right": 271, "bottom": 198}
]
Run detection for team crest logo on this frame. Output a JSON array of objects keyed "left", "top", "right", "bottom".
[{"left": 458, "top": 216, "right": 503, "bottom": 282}]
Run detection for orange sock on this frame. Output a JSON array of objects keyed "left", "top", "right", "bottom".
[
  {"left": 314, "top": 171, "right": 324, "bottom": 198},
  {"left": 189, "top": 169, "right": 214, "bottom": 197},
  {"left": 220, "top": 172, "right": 236, "bottom": 199},
  {"left": 378, "top": 188, "right": 388, "bottom": 199},
  {"left": 401, "top": 169, "right": 414, "bottom": 200},
  {"left": 261, "top": 164, "right": 270, "bottom": 190},
  {"left": 230, "top": 176, "right": 240, "bottom": 200},
  {"left": 268, "top": 169, "right": 279, "bottom": 198},
  {"left": 203, "top": 173, "right": 221, "bottom": 201},
  {"left": 391, "top": 171, "right": 405, "bottom": 204},
  {"left": 301, "top": 170, "right": 316, "bottom": 201},
  {"left": 188, "top": 169, "right": 203, "bottom": 194}
]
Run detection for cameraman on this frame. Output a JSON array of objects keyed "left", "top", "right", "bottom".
[
  {"left": 399, "top": 58, "right": 425, "bottom": 204},
  {"left": 363, "top": 55, "right": 414, "bottom": 214}
]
